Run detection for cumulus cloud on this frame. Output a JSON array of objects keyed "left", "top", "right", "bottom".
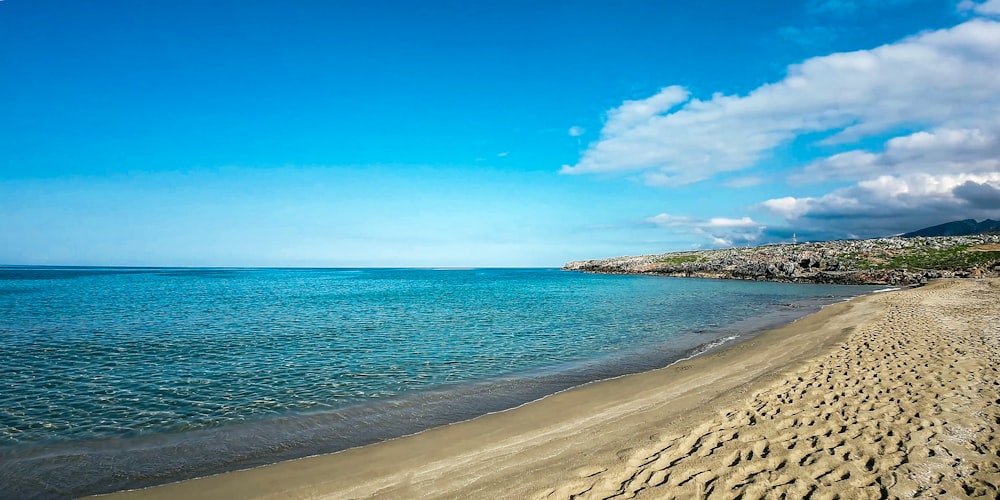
[
  {"left": 761, "top": 197, "right": 811, "bottom": 219},
  {"left": 790, "top": 125, "right": 1000, "bottom": 184},
  {"left": 568, "top": 17, "right": 1000, "bottom": 243},
  {"left": 568, "top": 126, "right": 585, "bottom": 137},
  {"left": 760, "top": 173, "right": 1000, "bottom": 236},
  {"left": 647, "top": 213, "right": 766, "bottom": 247},
  {"left": 561, "top": 20, "right": 1000, "bottom": 186}
]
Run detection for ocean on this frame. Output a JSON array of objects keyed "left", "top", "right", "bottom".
[{"left": 0, "top": 267, "right": 878, "bottom": 498}]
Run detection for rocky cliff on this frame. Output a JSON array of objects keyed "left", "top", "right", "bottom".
[{"left": 563, "top": 235, "right": 1000, "bottom": 285}]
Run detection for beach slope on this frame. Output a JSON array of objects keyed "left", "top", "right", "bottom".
[{"left": 103, "top": 279, "right": 1000, "bottom": 499}]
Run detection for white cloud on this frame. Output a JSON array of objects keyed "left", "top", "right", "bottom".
[
  {"left": 960, "top": 0, "right": 1000, "bottom": 15},
  {"left": 561, "top": 20, "right": 1000, "bottom": 186},
  {"left": 761, "top": 197, "right": 813, "bottom": 219},
  {"left": 636, "top": 171, "right": 687, "bottom": 187},
  {"left": 647, "top": 213, "right": 765, "bottom": 247},
  {"left": 645, "top": 213, "right": 695, "bottom": 226},
  {"left": 982, "top": 0, "right": 1000, "bottom": 14},
  {"left": 497, "top": 151, "right": 509, "bottom": 157},
  {"left": 790, "top": 125, "right": 1000, "bottom": 184},
  {"left": 706, "top": 216, "right": 759, "bottom": 228},
  {"left": 760, "top": 173, "right": 1000, "bottom": 236},
  {"left": 568, "top": 126, "right": 585, "bottom": 137}
]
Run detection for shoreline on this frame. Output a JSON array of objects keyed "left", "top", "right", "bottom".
[
  {"left": 94, "top": 280, "right": 985, "bottom": 499},
  {"left": 2, "top": 276, "right": 871, "bottom": 499}
]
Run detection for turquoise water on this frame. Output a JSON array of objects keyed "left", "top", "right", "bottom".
[{"left": 0, "top": 267, "right": 877, "bottom": 498}]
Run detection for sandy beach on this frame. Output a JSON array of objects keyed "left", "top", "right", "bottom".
[{"left": 103, "top": 278, "right": 1000, "bottom": 499}]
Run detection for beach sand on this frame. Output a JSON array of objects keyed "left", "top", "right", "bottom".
[{"left": 103, "top": 278, "right": 1000, "bottom": 499}]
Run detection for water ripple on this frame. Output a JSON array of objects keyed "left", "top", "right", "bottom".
[{"left": 0, "top": 268, "right": 877, "bottom": 498}]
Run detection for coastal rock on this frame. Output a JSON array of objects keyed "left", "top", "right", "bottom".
[
  {"left": 563, "top": 235, "right": 1000, "bottom": 286},
  {"left": 780, "top": 261, "right": 796, "bottom": 276}
]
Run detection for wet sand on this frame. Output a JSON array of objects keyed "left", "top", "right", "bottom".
[{"left": 103, "top": 278, "right": 1000, "bottom": 499}]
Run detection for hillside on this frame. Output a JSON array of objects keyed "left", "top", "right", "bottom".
[
  {"left": 563, "top": 235, "right": 1000, "bottom": 285},
  {"left": 902, "top": 219, "right": 1000, "bottom": 237}
]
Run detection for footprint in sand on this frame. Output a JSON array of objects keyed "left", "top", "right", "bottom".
[{"left": 548, "top": 280, "right": 1000, "bottom": 499}]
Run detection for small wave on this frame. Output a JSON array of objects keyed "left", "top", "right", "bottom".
[
  {"left": 872, "top": 287, "right": 902, "bottom": 293},
  {"left": 684, "top": 334, "right": 740, "bottom": 360}
]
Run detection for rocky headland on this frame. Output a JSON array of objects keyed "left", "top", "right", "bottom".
[{"left": 563, "top": 235, "right": 1000, "bottom": 285}]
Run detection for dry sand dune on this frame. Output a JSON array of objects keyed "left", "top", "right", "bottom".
[
  {"left": 540, "top": 279, "right": 1000, "bottom": 499},
  {"left": 104, "top": 279, "right": 1000, "bottom": 499}
]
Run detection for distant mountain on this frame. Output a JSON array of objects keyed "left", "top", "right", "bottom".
[{"left": 902, "top": 219, "right": 1000, "bottom": 238}]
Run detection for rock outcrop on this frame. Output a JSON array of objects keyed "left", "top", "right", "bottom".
[{"left": 563, "top": 235, "right": 1000, "bottom": 285}]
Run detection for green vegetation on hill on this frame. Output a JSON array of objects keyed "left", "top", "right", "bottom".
[
  {"left": 883, "top": 247, "right": 1000, "bottom": 271},
  {"left": 656, "top": 254, "right": 701, "bottom": 265}
]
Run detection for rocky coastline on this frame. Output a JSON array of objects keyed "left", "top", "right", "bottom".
[{"left": 563, "top": 235, "right": 1000, "bottom": 285}]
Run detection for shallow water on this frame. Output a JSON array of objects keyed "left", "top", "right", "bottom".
[{"left": 0, "top": 267, "right": 877, "bottom": 498}]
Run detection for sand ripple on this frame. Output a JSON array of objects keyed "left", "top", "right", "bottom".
[{"left": 540, "top": 279, "right": 1000, "bottom": 499}]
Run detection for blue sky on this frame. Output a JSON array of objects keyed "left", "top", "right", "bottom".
[{"left": 2, "top": 0, "right": 999, "bottom": 266}]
